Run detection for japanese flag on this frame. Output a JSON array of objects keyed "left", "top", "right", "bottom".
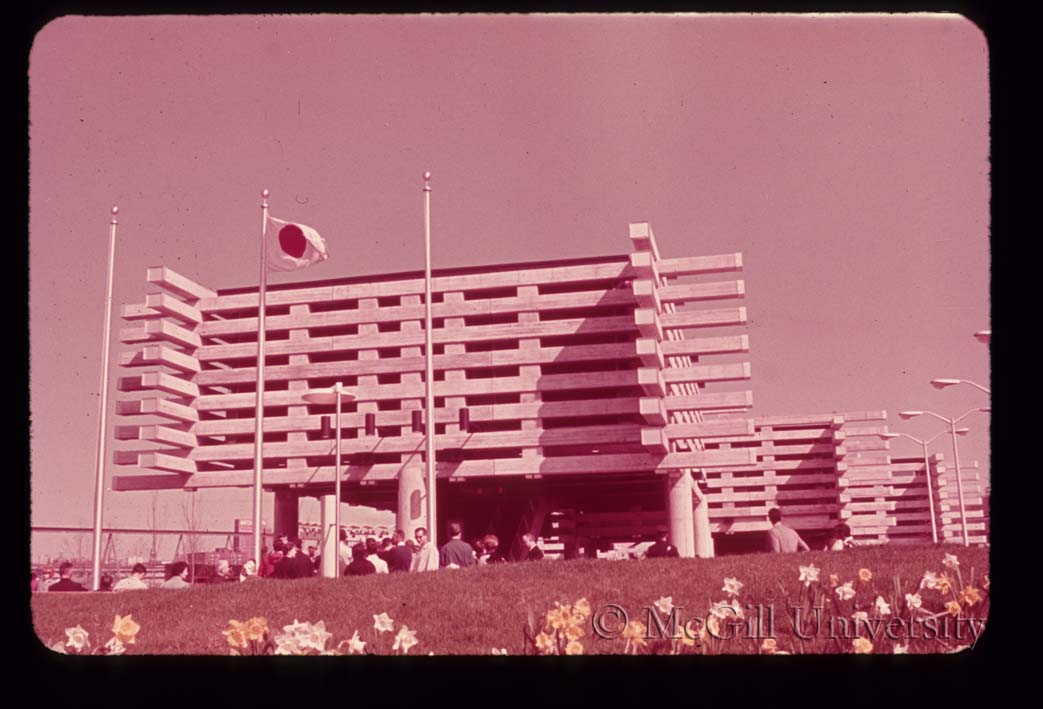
[{"left": 266, "top": 215, "right": 328, "bottom": 271}]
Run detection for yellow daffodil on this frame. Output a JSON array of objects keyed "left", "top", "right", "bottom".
[
  {"left": 573, "top": 598, "right": 591, "bottom": 619},
  {"left": 564, "top": 624, "right": 585, "bottom": 642},
  {"left": 893, "top": 644, "right": 909, "bottom": 655},
  {"left": 112, "top": 614, "right": 141, "bottom": 645},
  {"left": 937, "top": 574, "right": 953, "bottom": 596},
  {"left": 960, "top": 586, "right": 982, "bottom": 607},
  {"left": 565, "top": 639, "right": 584, "bottom": 655},
  {"left": 829, "top": 573, "right": 840, "bottom": 587},
  {"left": 546, "top": 605, "right": 572, "bottom": 631},
  {"left": 706, "top": 615, "right": 721, "bottom": 639},
  {"left": 222, "top": 620, "right": 248, "bottom": 650},
  {"left": 945, "top": 600, "right": 961, "bottom": 617},
  {"left": 243, "top": 617, "right": 268, "bottom": 642},
  {"left": 760, "top": 638, "right": 778, "bottom": 654},
  {"left": 852, "top": 637, "right": 873, "bottom": 654},
  {"left": 858, "top": 568, "right": 873, "bottom": 583},
  {"left": 622, "top": 621, "right": 647, "bottom": 646},
  {"left": 535, "top": 631, "right": 555, "bottom": 655},
  {"left": 983, "top": 574, "right": 990, "bottom": 591}
]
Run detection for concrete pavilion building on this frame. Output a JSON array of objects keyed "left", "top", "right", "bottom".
[{"left": 111, "top": 222, "right": 985, "bottom": 556}]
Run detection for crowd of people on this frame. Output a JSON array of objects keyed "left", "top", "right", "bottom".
[
  {"left": 33, "top": 509, "right": 855, "bottom": 592},
  {"left": 33, "top": 523, "right": 549, "bottom": 592}
]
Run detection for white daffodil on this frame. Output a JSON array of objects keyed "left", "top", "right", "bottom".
[
  {"left": 722, "top": 578, "right": 743, "bottom": 597},
  {"left": 341, "top": 630, "right": 366, "bottom": 655},
  {"left": 835, "top": 582, "right": 856, "bottom": 601},
  {"left": 64, "top": 625, "right": 89, "bottom": 652},
  {"left": 653, "top": 596, "right": 675, "bottom": 615},
  {"left": 799, "top": 564, "right": 820, "bottom": 587},
  {"left": 942, "top": 554, "right": 959, "bottom": 570},
  {"left": 392, "top": 625, "right": 418, "bottom": 654},
  {"left": 905, "top": 592, "right": 923, "bottom": 610},
  {"left": 373, "top": 612, "right": 395, "bottom": 634},
  {"left": 874, "top": 596, "right": 892, "bottom": 617}
]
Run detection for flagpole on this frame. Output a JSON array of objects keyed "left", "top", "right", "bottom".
[
  {"left": 90, "top": 205, "right": 119, "bottom": 591},
  {"left": 252, "top": 189, "right": 270, "bottom": 566},
  {"left": 423, "top": 171, "right": 437, "bottom": 549}
]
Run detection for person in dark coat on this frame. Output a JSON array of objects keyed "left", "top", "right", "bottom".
[
  {"left": 385, "top": 530, "right": 413, "bottom": 573},
  {"left": 48, "top": 562, "right": 86, "bottom": 592},
  {"left": 477, "top": 534, "right": 506, "bottom": 565},
  {"left": 521, "top": 533, "right": 544, "bottom": 561},
  {"left": 344, "top": 543, "right": 376, "bottom": 576},
  {"left": 645, "top": 531, "right": 680, "bottom": 558}
]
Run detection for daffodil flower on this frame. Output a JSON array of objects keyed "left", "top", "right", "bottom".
[
  {"left": 373, "top": 612, "right": 394, "bottom": 634},
  {"left": 653, "top": 596, "right": 675, "bottom": 615},
  {"left": 799, "top": 564, "right": 820, "bottom": 586},
  {"left": 835, "top": 582, "right": 856, "bottom": 601},
  {"left": 722, "top": 578, "right": 743, "bottom": 597},
  {"left": 392, "top": 625, "right": 418, "bottom": 654}
]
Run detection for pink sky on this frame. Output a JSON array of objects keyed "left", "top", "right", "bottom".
[{"left": 29, "top": 14, "right": 989, "bottom": 561}]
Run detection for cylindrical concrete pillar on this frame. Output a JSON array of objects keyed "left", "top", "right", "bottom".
[
  {"left": 693, "top": 484, "right": 714, "bottom": 558},
  {"left": 397, "top": 464, "right": 427, "bottom": 537},
  {"left": 273, "top": 490, "right": 299, "bottom": 540},
  {"left": 318, "top": 494, "right": 338, "bottom": 578},
  {"left": 666, "top": 471, "right": 695, "bottom": 557}
]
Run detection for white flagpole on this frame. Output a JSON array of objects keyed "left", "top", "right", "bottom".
[
  {"left": 423, "top": 171, "right": 438, "bottom": 549},
  {"left": 252, "top": 189, "right": 270, "bottom": 565},
  {"left": 90, "top": 206, "right": 119, "bottom": 591}
]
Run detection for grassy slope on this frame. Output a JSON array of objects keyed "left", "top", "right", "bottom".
[{"left": 31, "top": 545, "right": 988, "bottom": 655}]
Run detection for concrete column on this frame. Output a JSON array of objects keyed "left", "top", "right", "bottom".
[
  {"left": 693, "top": 488, "right": 714, "bottom": 558},
  {"left": 666, "top": 471, "right": 695, "bottom": 557},
  {"left": 273, "top": 489, "right": 299, "bottom": 540},
  {"left": 318, "top": 494, "right": 338, "bottom": 578},
  {"left": 397, "top": 464, "right": 427, "bottom": 536}
]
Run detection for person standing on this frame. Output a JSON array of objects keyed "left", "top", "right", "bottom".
[
  {"left": 344, "top": 543, "right": 376, "bottom": 576},
  {"left": 410, "top": 527, "right": 439, "bottom": 572},
  {"left": 766, "top": 508, "right": 810, "bottom": 553},
  {"left": 521, "top": 533, "right": 545, "bottom": 561},
  {"left": 386, "top": 530, "right": 413, "bottom": 573},
  {"left": 161, "top": 561, "right": 191, "bottom": 589},
  {"left": 365, "top": 538, "right": 389, "bottom": 574},
  {"left": 440, "top": 522, "right": 477, "bottom": 568},
  {"left": 477, "top": 534, "right": 506, "bottom": 565},
  {"left": 645, "top": 530, "right": 680, "bottom": 558},
  {"left": 48, "top": 562, "right": 86, "bottom": 592},
  {"left": 113, "top": 563, "right": 150, "bottom": 591}
]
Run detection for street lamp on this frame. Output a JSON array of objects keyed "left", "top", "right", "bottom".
[
  {"left": 882, "top": 428, "right": 969, "bottom": 543},
  {"left": 897, "top": 407, "right": 989, "bottom": 545},
  {"left": 302, "top": 382, "right": 356, "bottom": 578},
  {"left": 930, "top": 378, "right": 991, "bottom": 395}
]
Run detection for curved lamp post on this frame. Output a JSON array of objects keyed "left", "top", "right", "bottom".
[
  {"left": 882, "top": 428, "right": 969, "bottom": 543},
  {"left": 302, "top": 382, "right": 356, "bottom": 577},
  {"left": 930, "top": 378, "right": 991, "bottom": 396},
  {"left": 897, "top": 407, "right": 989, "bottom": 545}
]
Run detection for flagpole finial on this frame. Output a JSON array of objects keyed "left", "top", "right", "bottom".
[
  {"left": 262, "top": 189, "right": 270, "bottom": 199},
  {"left": 110, "top": 206, "right": 119, "bottom": 223},
  {"left": 423, "top": 171, "right": 431, "bottom": 192}
]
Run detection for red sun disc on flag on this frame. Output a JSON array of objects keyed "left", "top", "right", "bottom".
[{"left": 278, "top": 224, "right": 308, "bottom": 258}]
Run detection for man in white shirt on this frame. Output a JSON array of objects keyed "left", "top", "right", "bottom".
[
  {"left": 365, "top": 538, "right": 389, "bottom": 573},
  {"left": 338, "top": 529, "right": 352, "bottom": 575},
  {"left": 112, "top": 563, "right": 150, "bottom": 592},
  {"left": 410, "top": 527, "right": 439, "bottom": 572}
]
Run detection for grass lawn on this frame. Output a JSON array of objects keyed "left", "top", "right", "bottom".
[{"left": 31, "top": 544, "right": 988, "bottom": 655}]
